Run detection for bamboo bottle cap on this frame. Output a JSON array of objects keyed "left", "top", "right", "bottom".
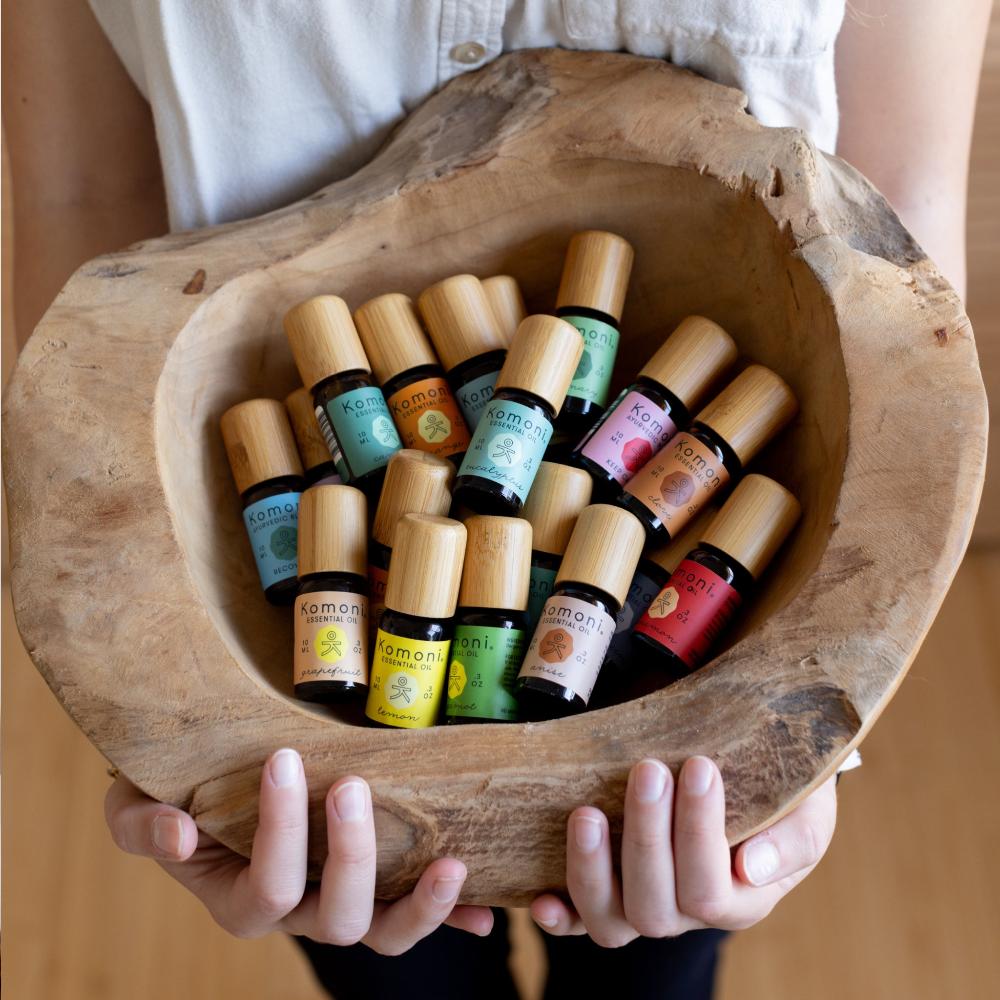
[
  {"left": 639, "top": 316, "right": 738, "bottom": 411},
  {"left": 354, "top": 293, "right": 438, "bottom": 385},
  {"left": 481, "top": 275, "right": 527, "bottom": 345},
  {"left": 494, "top": 315, "right": 584, "bottom": 412},
  {"left": 284, "top": 295, "right": 371, "bottom": 389},
  {"left": 372, "top": 449, "right": 455, "bottom": 548},
  {"left": 701, "top": 475, "right": 801, "bottom": 578},
  {"left": 695, "top": 364, "right": 798, "bottom": 466},
  {"left": 385, "top": 514, "right": 467, "bottom": 619},
  {"left": 417, "top": 274, "right": 506, "bottom": 371},
  {"left": 458, "top": 515, "right": 532, "bottom": 611},
  {"left": 555, "top": 230, "right": 634, "bottom": 321},
  {"left": 556, "top": 504, "right": 646, "bottom": 607},
  {"left": 284, "top": 387, "right": 332, "bottom": 472},
  {"left": 519, "top": 462, "right": 593, "bottom": 554},
  {"left": 297, "top": 485, "right": 368, "bottom": 578},
  {"left": 221, "top": 398, "right": 304, "bottom": 495},
  {"left": 645, "top": 504, "right": 721, "bottom": 575}
]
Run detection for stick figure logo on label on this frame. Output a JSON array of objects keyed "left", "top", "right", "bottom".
[
  {"left": 490, "top": 434, "right": 521, "bottom": 467},
  {"left": 539, "top": 628, "right": 573, "bottom": 663},
  {"left": 448, "top": 660, "right": 467, "bottom": 699},
  {"left": 387, "top": 671, "right": 415, "bottom": 705},
  {"left": 314, "top": 626, "right": 345, "bottom": 662},
  {"left": 660, "top": 472, "right": 694, "bottom": 506},
  {"left": 647, "top": 587, "right": 679, "bottom": 619},
  {"left": 270, "top": 526, "right": 298, "bottom": 561},
  {"left": 419, "top": 410, "right": 451, "bottom": 442},
  {"left": 622, "top": 437, "right": 653, "bottom": 472},
  {"left": 371, "top": 414, "right": 400, "bottom": 448}
]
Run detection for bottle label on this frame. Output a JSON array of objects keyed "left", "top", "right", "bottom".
[
  {"left": 603, "top": 566, "right": 666, "bottom": 673},
  {"left": 294, "top": 591, "right": 368, "bottom": 685},
  {"left": 446, "top": 625, "right": 526, "bottom": 721},
  {"left": 527, "top": 563, "right": 558, "bottom": 627},
  {"left": 242, "top": 491, "right": 300, "bottom": 589},
  {"left": 517, "top": 595, "right": 616, "bottom": 705},
  {"left": 367, "top": 563, "right": 389, "bottom": 650},
  {"left": 457, "top": 399, "right": 552, "bottom": 502},
  {"left": 387, "top": 376, "right": 471, "bottom": 459},
  {"left": 623, "top": 432, "right": 729, "bottom": 532},
  {"left": 365, "top": 629, "right": 450, "bottom": 728},
  {"left": 323, "top": 386, "right": 402, "bottom": 481},
  {"left": 455, "top": 369, "right": 500, "bottom": 431},
  {"left": 634, "top": 559, "right": 742, "bottom": 669},
  {"left": 579, "top": 389, "right": 679, "bottom": 484},
  {"left": 314, "top": 404, "right": 350, "bottom": 481},
  {"left": 562, "top": 314, "right": 620, "bottom": 407}
]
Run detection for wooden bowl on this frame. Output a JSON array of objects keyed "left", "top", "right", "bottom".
[{"left": 2, "top": 50, "right": 987, "bottom": 905}]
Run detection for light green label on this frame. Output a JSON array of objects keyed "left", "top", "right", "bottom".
[
  {"left": 457, "top": 399, "right": 551, "bottom": 502},
  {"left": 325, "top": 386, "right": 401, "bottom": 480},
  {"left": 527, "top": 564, "right": 558, "bottom": 627},
  {"left": 563, "top": 314, "right": 620, "bottom": 407},
  {"left": 455, "top": 369, "right": 500, "bottom": 431},
  {"left": 446, "top": 625, "right": 526, "bottom": 721}
]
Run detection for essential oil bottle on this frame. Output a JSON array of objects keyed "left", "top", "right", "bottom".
[
  {"left": 446, "top": 515, "right": 532, "bottom": 724},
  {"left": 571, "top": 316, "right": 737, "bottom": 498},
  {"left": 369, "top": 449, "right": 455, "bottom": 647},
  {"left": 417, "top": 274, "right": 508, "bottom": 431},
  {"left": 354, "top": 293, "right": 471, "bottom": 464},
  {"left": 220, "top": 398, "right": 305, "bottom": 605},
  {"left": 617, "top": 364, "right": 797, "bottom": 543},
  {"left": 552, "top": 230, "right": 635, "bottom": 446},
  {"left": 285, "top": 387, "right": 342, "bottom": 486},
  {"left": 518, "top": 461, "right": 593, "bottom": 627},
  {"left": 516, "top": 504, "right": 645, "bottom": 720},
  {"left": 294, "top": 485, "right": 369, "bottom": 703},
  {"left": 365, "top": 514, "right": 467, "bottom": 729},
  {"left": 284, "top": 295, "right": 402, "bottom": 493},
  {"left": 634, "top": 475, "right": 801, "bottom": 679},
  {"left": 481, "top": 275, "right": 527, "bottom": 344},
  {"left": 453, "top": 315, "right": 583, "bottom": 516}
]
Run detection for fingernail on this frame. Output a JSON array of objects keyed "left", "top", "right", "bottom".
[
  {"left": 432, "top": 876, "right": 463, "bottom": 903},
  {"left": 683, "top": 756, "right": 715, "bottom": 796},
  {"left": 574, "top": 815, "right": 603, "bottom": 852},
  {"left": 634, "top": 759, "right": 669, "bottom": 803},
  {"left": 333, "top": 780, "right": 367, "bottom": 822},
  {"left": 151, "top": 815, "right": 184, "bottom": 857},
  {"left": 269, "top": 749, "right": 301, "bottom": 788},
  {"left": 535, "top": 914, "right": 558, "bottom": 928},
  {"left": 743, "top": 840, "right": 781, "bottom": 885}
]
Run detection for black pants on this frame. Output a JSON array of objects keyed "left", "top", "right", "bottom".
[{"left": 295, "top": 911, "right": 729, "bottom": 1000}]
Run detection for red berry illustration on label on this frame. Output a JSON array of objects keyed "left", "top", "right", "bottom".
[
  {"left": 539, "top": 628, "right": 573, "bottom": 663},
  {"left": 660, "top": 472, "right": 694, "bottom": 506},
  {"left": 622, "top": 437, "right": 653, "bottom": 472},
  {"left": 647, "top": 587, "right": 679, "bottom": 619}
]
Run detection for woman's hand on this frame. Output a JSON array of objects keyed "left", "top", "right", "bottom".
[
  {"left": 530, "top": 756, "right": 837, "bottom": 945},
  {"left": 104, "top": 749, "right": 493, "bottom": 953}
]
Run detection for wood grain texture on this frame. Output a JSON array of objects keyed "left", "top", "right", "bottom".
[{"left": 1, "top": 50, "right": 988, "bottom": 905}]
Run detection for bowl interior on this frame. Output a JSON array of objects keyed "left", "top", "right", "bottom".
[{"left": 155, "top": 157, "right": 847, "bottom": 720}]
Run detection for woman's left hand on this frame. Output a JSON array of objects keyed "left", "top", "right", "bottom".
[{"left": 531, "top": 756, "right": 837, "bottom": 945}]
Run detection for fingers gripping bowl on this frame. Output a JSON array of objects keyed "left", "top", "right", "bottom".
[{"left": 2, "top": 50, "right": 986, "bottom": 905}]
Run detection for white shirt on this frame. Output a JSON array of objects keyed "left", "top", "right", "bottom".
[{"left": 89, "top": 1, "right": 845, "bottom": 232}]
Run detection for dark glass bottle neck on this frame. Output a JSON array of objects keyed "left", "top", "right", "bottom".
[
  {"left": 531, "top": 549, "right": 563, "bottom": 571},
  {"left": 312, "top": 368, "right": 374, "bottom": 398},
  {"left": 682, "top": 543, "right": 755, "bottom": 597},
  {"left": 550, "top": 582, "right": 620, "bottom": 618},
  {"left": 636, "top": 557, "right": 673, "bottom": 589},
  {"left": 455, "top": 607, "right": 528, "bottom": 630},
  {"left": 297, "top": 572, "right": 368, "bottom": 594},
  {"left": 634, "top": 375, "right": 691, "bottom": 428},
  {"left": 556, "top": 304, "right": 620, "bottom": 329},
  {"left": 379, "top": 607, "right": 452, "bottom": 643},
  {"left": 492, "top": 386, "right": 556, "bottom": 422},
  {"left": 686, "top": 421, "right": 743, "bottom": 477},
  {"left": 240, "top": 474, "right": 304, "bottom": 505},
  {"left": 369, "top": 538, "right": 392, "bottom": 569},
  {"left": 382, "top": 362, "right": 446, "bottom": 398},
  {"left": 449, "top": 349, "right": 507, "bottom": 381}
]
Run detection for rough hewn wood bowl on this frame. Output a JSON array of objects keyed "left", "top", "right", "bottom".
[{"left": 2, "top": 50, "right": 987, "bottom": 906}]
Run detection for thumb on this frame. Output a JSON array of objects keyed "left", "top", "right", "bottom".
[{"left": 104, "top": 774, "right": 199, "bottom": 862}]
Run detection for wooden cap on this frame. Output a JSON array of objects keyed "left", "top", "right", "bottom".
[
  {"left": 494, "top": 315, "right": 584, "bottom": 411},
  {"left": 696, "top": 364, "right": 798, "bottom": 465},
  {"left": 701, "top": 475, "right": 801, "bottom": 578},
  {"left": 556, "top": 504, "right": 646, "bottom": 606},
  {"left": 458, "top": 515, "right": 532, "bottom": 611},
  {"left": 417, "top": 274, "right": 506, "bottom": 371},
  {"left": 220, "top": 398, "right": 303, "bottom": 495},
  {"left": 555, "top": 230, "right": 634, "bottom": 320},
  {"left": 644, "top": 503, "right": 721, "bottom": 575},
  {"left": 284, "top": 387, "right": 332, "bottom": 472},
  {"left": 385, "top": 514, "right": 467, "bottom": 619},
  {"left": 481, "top": 275, "right": 526, "bottom": 345},
  {"left": 284, "top": 295, "right": 370, "bottom": 389},
  {"left": 354, "top": 293, "right": 437, "bottom": 385},
  {"left": 372, "top": 449, "right": 455, "bottom": 548},
  {"left": 297, "top": 485, "right": 368, "bottom": 577},
  {"left": 519, "top": 462, "right": 593, "bottom": 554},
  {"left": 639, "top": 316, "right": 738, "bottom": 411}
]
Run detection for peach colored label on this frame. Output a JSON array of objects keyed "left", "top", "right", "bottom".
[
  {"left": 623, "top": 432, "right": 729, "bottom": 533},
  {"left": 294, "top": 591, "right": 368, "bottom": 685},
  {"left": 387, "top": 377, "right": 470, "bottom": 459},
  {"left": 517, "top": 595, "right": 616, "bottom": 705}
]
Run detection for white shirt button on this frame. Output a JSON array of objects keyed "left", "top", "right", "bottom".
[{"left": 450, "top": 41, "right": 486, "bottom": 64}]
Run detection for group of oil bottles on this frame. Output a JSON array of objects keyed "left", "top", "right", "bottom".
[{"left": 220, "top": 231, "right": 802, "bottom": 728}]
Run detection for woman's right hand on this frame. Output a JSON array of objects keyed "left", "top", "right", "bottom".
[{"left": 104, "top": 749, "right": 493, "bottom": 953}]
